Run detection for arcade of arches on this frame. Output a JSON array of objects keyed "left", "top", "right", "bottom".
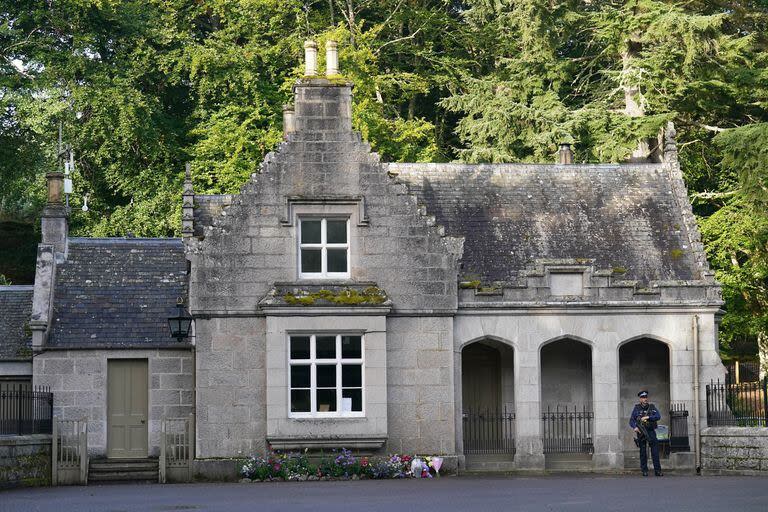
[{"left": 459, "top": 336, "right": 675, "bottom": 468}]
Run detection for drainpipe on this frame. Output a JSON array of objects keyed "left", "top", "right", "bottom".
[{"left": 693, "top": 314, "right": 701, "bottom": 474}]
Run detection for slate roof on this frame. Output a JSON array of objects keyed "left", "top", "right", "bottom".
[
  {"left": 0, "top": 286, "right": 33, "bottom": 360},
  {"left": 389, "top": 163, "right": 703, "bottom": 285},
  {"left": 49, "top": 238, "right": 189, "bottom": 347}
]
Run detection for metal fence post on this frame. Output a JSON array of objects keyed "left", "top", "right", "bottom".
[
  {"left": 79, "top": 418, "right": 88, "bottom": 485},
  {"left": 51, "top": 418, "right": 58, "bottom": 486},
  {"left": 189, "top": 412, "right": 195, "bottom": 482},
  {"left": 763, "top": 378, "right": 768, "bottom": 427},
  {"left": 159, "top": 419, "right": 166, "bottom": 484}
]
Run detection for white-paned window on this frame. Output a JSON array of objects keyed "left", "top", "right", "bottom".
[
  {"left": 289, "top": 334, "right": 364, "bottom": 417},
  {"left": 298, "top": 218, "right": 350, "bottom": 278}
]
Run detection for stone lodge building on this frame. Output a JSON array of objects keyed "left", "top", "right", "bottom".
[{"left": 0, "top": 41, "right": 725, "bottom": 476}]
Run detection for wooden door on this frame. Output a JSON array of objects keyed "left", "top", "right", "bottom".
[{"left": 107, "top": 359, "right": 148, "bottom": 458}]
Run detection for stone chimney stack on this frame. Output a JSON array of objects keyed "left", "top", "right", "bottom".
[
  {"left": 283, "top": 104, "right": 296, "bottom": 139},
  {"left": 558, "top": 143, "right": 574, "bottom": 164},
  {"left": 293, "top": 39, "right": 352, "bottom": 134},
  {"left": 325, "top": 40, "right": 339, "bottom": 76},
  {"left": 304, "top": 40, "right": 318, "bottom": 76},
  {"left": 41, "top": 171, "right": 68, "bottom": 254}
]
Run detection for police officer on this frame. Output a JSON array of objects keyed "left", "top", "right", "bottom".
[{"left": 629, "top": 390, "right": 663, "bottom": 476}]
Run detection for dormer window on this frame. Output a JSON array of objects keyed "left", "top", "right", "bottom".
[{"left": 299, "top": 217, "right": 350, "bottom": 278}]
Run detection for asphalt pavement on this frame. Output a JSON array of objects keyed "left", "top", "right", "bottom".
[{"left": 2, "top": 474, "right": 767, "bottom": 512}]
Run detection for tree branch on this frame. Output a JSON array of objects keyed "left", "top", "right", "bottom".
[
  {"left": 375, "top": 28, "right": 423, "bottom": 54},
  {"left": 690, "top": 190, "right": 738, "bottom": 200}
]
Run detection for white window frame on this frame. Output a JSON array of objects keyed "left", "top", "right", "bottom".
[
  {"left": 288, "top": 333, "right": 365, "bottom": 419},
  {"left": 298, "top": 217, "right": 350, "bottom": 279}
]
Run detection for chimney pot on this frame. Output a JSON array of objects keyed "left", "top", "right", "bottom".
[
  {"left": 304, "top": 40, "right": 318, "bottom": 76},
  {"left": 558, "top": 143, "right": 573, "bottom": 165},
  {"left": 326, "top": 40, "right": 339, "bottom": 76},
  {"left": 46, "top": 172, "right": 65, "bottom": 205},
  {"left": 282, "top": 105, "right": 296, "bottom": 139}
]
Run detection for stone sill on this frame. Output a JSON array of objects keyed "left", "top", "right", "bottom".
[{"left": 267, "top": 436, "right": 387, "bottom": 450}]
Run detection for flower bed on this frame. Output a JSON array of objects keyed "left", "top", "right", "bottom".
[{"left": 240, "top": 449, "right": 444, "bottom": 482}]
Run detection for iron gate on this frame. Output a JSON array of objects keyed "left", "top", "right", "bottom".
[
  {"left": 462, "top": 407, "right": 516, "bottom": 455},
  {"left": 541, "top": 405, "right": 594, "bottom": 454}
]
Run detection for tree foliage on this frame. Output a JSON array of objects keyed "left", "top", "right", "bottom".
[{"left": 1, "top": 0, "right": 767, "bottom": 354}]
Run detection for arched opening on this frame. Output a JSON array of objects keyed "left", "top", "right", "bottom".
[
  {"left": 461, "top": 340, "right": 515, "bottom": 461},
  {"left": 540, "top": 338, "right": 593, "bottom": 410},
  {"left": 540, "top": 338, "right": 594, "bottom": 462},
  {"left": 618, "top": 338, "right": 670, "bottom": 460}
]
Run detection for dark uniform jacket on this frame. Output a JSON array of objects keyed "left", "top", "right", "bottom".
[{"left": 629, "top": 403, "right": 661, "bottom": 430}]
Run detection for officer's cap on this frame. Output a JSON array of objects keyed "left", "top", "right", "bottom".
[{"left": 638, "top": 390, "right": 648, "bottom": 398}]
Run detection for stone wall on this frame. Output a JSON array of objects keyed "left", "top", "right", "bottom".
[
  {"left": 0, "top": 435, "right": 51, "bottom": 488},
  {"left": 195, "top": 316, "right": 266, "bottom": 458},
  {"left": 702, "top": 427, "right": 768, "bottom": 475},
  {"left": 33, "top": 348, "right": 194, "bottom": 456},
  {"left": 386, "top": 316, "right": 454, "bottom": 455}
]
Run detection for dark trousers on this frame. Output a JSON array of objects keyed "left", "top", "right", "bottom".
[{"left": 639, "top": 429, "right": 661, "bottom": 472}]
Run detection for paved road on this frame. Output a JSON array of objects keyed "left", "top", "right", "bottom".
[{"left": 2, "top": 475, "right": 767, "bottom": 512}]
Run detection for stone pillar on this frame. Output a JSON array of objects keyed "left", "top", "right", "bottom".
[
  {"left": 182, "top": 163, "right": 194, "bottom": 239},
  {"left": 304, "top": 40, "right": 318, "bottom": 76},
  {"left": 664, "top": 121, "right": 678, "bottom": 164},
  {"left": 514, "top": 345, "right": 545, "bottom": 470},
  {"left": 592, "top": 341, "right": 624, "bottom": 469},
  {"left": 325, "top": 40, "right": 339, "bottom": 76}
]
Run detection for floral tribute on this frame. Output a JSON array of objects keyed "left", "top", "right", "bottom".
[{"left": 240, "top": 449, "right": 445, "bottom": 482}]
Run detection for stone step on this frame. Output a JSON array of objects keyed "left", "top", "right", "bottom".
[
  {"left": 544, "top": 454, "right": 593, "bottom": 471},
  {"left": 465, "top": 461, "right": 516, "bottom": 472},
  {"left": 90, "top": 461, "right": 158, "bottom": 472},
  {"left": 88, "top": 470, "right": 158, "bottom": 482},
  {"left": 88, "top": 458, "right": 158, "bottom": 484}
]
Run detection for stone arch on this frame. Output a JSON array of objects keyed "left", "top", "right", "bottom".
[
  {"left": 460, "top": 338, "right": 515, "bottom": 413},
  {"left": 539, "top": 336, "right": 593, "bottom": 411},
  {"left": 458, "top": 334, "right": 517, "bottom": 352},
  {"left": 459, "top": 337, "right": 516, "bottom": 461},
  {"left": 618, "top": 337, "right": 671, "bottom": 453},
  {"left": 538, "top": 334, "right": 595, "bottom": 352},
  {"left": 617, "top": 334, "right": 674, "bottom": 351}
]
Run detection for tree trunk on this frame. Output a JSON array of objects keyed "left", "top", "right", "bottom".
[
  {"left": 758, "top": 332, "right": 768, "bottom": 380},
  {"left": 621, "top": 35, "right": 651, "bottom": 162}
]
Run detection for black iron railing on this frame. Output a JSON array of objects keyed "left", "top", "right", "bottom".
[
  {"left": 542, "top": 405, "right": 593, "bottom": 454},
  {"left": 0, "top": 385, "right": 53, "bottom": 435},
  {"left": 725, "top": 361, "right": 761, "bottom": 384},
  {"left": 706, "top": 379, "right": 768, "bottom": 427},
  {"left": 462, "top": 407, "right": 516, "bottom": 455},
  {"left": 668, "top": 402, "right": 690, "bottom": 452}
]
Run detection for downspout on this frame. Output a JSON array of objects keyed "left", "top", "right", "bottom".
[{"left": 693, "top": 314, "right": 701, "bottom": 474}]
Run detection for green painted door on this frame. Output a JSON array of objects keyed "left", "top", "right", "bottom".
[{"left": 107, "top": 359, "right": 148, "bottom": 458}]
